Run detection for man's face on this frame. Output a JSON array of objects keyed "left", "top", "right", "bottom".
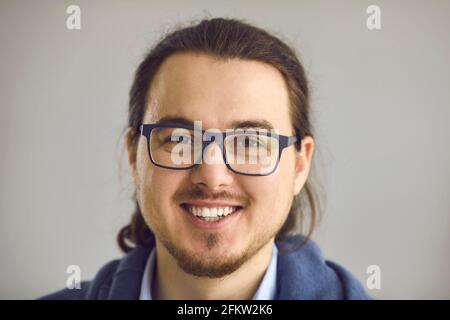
[{"left": 127, "top": 53, "right": 313, "bottom": 278}]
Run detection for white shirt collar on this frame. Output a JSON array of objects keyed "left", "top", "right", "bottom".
[{"left": 140, "top": 244, "right": 278, "bottom": 300}]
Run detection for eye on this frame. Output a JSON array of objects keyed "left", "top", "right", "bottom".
[
  {"left": 170, "top": 133, "right": 192, "bottom": 144},
  {"left": 238, "top": 136, "right": 262, "bottom": 148}
]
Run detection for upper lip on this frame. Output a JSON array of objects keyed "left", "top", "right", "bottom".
[{"left": 181, "top": 200, "right": 243, "bottom": 208}]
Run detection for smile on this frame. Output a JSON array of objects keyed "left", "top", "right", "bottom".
[
  {"left": 184, "top": 205, "right": 241, "bottom": 221},
  {"left": 179, "top": 200, "right": 244, "bottom": 223}
]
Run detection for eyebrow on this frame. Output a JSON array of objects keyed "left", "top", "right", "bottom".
[{"left": 155, "top": 116, "right": 275, "bottom": 130}]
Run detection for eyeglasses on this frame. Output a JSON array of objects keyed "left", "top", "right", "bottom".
[{"left": 139, "top": 123, "right": 300, "bottom": 176}]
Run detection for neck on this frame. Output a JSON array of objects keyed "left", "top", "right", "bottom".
[{"left": 152, "top": 239, "right": 275, "bottom": 300}]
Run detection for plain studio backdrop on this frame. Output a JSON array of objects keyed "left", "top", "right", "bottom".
[{"left": 1, "top": 0, "right": 449, "bottom": 299}]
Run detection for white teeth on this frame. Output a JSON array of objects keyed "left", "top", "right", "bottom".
[
  {"left": 202, "top": 207, "right": 210, "bottom": 217},
  {"left": 185, "top": 205, "right": 239, "bottom": 219},
  {"left": 204, "top": 216, "right": 220, "bottom": 222}
]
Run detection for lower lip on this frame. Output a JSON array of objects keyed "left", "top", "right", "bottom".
[{"left": 180, "top": 206, "right": 243, "bottom": 230}]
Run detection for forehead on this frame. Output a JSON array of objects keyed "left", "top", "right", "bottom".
[{"left": 145, "top": 52, "right": 292, "bottom": 132}]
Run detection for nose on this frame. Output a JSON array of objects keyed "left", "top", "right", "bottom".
[{"left": 190, "top": 142, "right": 234, "bottom": 190}]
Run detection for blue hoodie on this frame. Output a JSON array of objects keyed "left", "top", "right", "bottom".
[{"left": 39, "top": 235, "right": 371, "bottom": 300}]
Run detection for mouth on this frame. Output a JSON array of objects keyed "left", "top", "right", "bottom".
[{"left": 180, "top": 203, "right": 243, "bottom": 227}]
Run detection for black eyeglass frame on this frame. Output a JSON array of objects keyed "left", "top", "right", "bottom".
[{"left": 139, "top": 123, "right": 301, "bottom": 176}]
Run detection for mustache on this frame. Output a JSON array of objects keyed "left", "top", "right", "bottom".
[{"left": 174, "top": 185, "right": 250, "bottom": 206}]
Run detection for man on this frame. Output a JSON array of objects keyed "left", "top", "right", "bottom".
[{"left": 41, "top": 18, "right": 370, "bottom": 300}]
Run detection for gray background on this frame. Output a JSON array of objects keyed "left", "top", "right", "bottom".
[{"left": 1, "top": 0, "right": 449, "bottom": 299}]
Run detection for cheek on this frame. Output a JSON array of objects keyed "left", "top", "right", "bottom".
[
  {"left": 136, "top": 142, "right": 178, "bottom": 201},
  {"left": 139, "top": 169, "right": 182, "bottom": 207},
  {"left": 241, "top": 175, "right": 291, "bottom": 216},
  {"left": 135, "top": 153, "right": 184, "bottom": 224},
  {"left": 240, "top": 157, "right": 296, "bottom": 219}
]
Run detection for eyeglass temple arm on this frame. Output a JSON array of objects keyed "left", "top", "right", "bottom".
[
  {"left": 288, "top": 136, "right": 298, "bottom": 145},
  {"left": 138, "top": 125, "right": 144, "bottom": 135},
  {"left": 286, "top": 135, "right": 300, "bottom": 146}
]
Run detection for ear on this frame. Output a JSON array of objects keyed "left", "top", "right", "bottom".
[
  {"left": 125, "top": 127, "right": 139, "bottom": 182},
  {"left": 293, "top": 136, "right": 315, "bottom": 195}
]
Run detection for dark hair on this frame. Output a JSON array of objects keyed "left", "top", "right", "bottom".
[{"left": 117, "top": 17, "right": 323, "bottom": 253}]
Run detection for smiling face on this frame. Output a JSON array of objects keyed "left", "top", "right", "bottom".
[{"left": 127, "top": 52, "right": 314, "bottom": 278}]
